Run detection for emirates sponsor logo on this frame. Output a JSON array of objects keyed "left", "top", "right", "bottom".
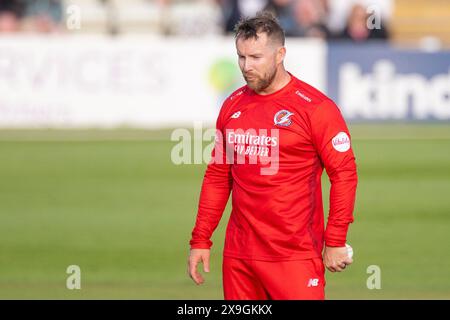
[
  {"left": 227, "top": 131, "right": 278, "bottom": 158},
  {"left": 227, "top": 131, "right": 278, "bottom": 147}
]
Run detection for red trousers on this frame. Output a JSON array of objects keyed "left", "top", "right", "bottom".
[{"left": 223, "top": 256, "right": 326, "bottom": 300}]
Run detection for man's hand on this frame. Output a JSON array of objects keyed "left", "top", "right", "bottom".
[
  {"left": 187, "top": 248, "right": 210, "bottom": 285},
  {"left": 323, "top": 246, "right": 353, "bottom": 272}
]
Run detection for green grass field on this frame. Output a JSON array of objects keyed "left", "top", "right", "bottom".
[{"left": 0, "top": 124, "right": 449, "bottom": 299}]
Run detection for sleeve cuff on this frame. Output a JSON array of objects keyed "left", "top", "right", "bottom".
[
  {"left": 325, "top": 223, "right": 349, "bottom": 247},
  {"left": 189, "top": 239, "right": 212, "bottom": 250}
]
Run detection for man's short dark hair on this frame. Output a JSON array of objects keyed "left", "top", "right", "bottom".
[{"left": 234, "top": 11, "right": 285, "bottom": 46}]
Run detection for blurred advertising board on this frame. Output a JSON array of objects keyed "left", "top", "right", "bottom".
[
  {"left": 327, "top": 42, "right": 450, "bottom": 121},
  {"left": 0, "top": 36, "right": 324, "bottom": 128}
]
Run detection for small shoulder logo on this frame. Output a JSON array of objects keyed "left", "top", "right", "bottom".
[
  {"left": 295, "top": 90, "right": 312, "bottom": 102},
  {"left": 332, "top": 132, "right": 351, "bottom": 152},
  {"left": 230, "top": 89, "right": 244, "bottom": 100},
  {"left": 274, "top": 110, "right": 294, "bottom": 126},
  {"left": 231, "top": 111, "right": 241, "bottom": 119}
]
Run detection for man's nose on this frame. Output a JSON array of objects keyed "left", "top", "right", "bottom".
[{"left": 243, "top": 60, "right": 254, "bottom": 73}]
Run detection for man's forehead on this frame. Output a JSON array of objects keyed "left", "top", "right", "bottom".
[
  {"left": 236, "top": 32, "right": 269, "bottom": 45},
  {"left": 236, "top": 33, "right": 270, "bottom": 52}
]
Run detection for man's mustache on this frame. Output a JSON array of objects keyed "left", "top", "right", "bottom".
[{"left": 244, "top": 73, "right": 259, "bottom": 79}]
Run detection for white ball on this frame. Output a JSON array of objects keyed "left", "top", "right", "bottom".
[{"left": 345, "top": 243, "right": 353, "bottom": 259}]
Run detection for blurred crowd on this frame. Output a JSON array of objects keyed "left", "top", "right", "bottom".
[
  {"left": 220, "top": 0, "right": 390, "bottom": 41},
  {"left": 0, "top": 0, "right": 63, "bottom": 33},
  {"left": 0, "top": 0, "right": 391, "bottom": 41}
]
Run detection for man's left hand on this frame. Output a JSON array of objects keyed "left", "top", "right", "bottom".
[{"left": 323, "top": 246, "right": 353, "bottom": 272}]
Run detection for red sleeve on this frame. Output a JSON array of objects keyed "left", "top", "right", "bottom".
[
  {"left": 189, "top": 103, "right": 232, "bottom": 249},
  {"left": 310, "top": 99, "right": 358, "bottom": 247}
]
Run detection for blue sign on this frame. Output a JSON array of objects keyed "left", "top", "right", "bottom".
[{"left": 327, "top": 42, "right": 450, "bottom": 121}]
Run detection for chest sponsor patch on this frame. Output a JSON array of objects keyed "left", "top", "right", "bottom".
[{"left": 332, "top": 132, "right": 351, "bottom": 152}]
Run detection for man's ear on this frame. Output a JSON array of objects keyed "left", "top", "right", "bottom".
[{"left": 276, "top": 46, "right": 286, "bottom": 65}]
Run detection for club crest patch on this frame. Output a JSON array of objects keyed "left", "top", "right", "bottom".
[{"left": 274, "top": 110, "right": 294, "bottom": 127}]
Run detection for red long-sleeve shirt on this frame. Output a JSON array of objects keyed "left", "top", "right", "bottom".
[{"left": 190, "top": 73, "right": 358, "bottom": 261}]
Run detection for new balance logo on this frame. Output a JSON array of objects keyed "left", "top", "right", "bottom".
[
  {"left": 231, "top": 111, "right": 241, "bottom": 119},
  {"left": 307, "top": 278, "right": 319, "bottom": 287}
]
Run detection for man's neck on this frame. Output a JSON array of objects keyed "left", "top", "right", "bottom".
[{"left": 255, "top": 69, "right": 291, "bottom": 95}]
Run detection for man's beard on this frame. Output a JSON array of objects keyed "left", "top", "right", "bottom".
[{"left": 244, "top": 68, "right": 277, "bottom": 92}]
